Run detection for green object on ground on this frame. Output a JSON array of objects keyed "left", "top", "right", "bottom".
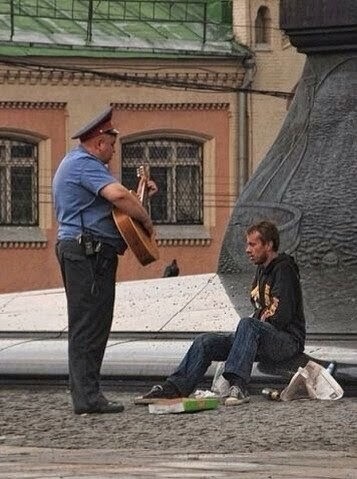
[{"left": 148, "top": 397, "right": 219, "bottom": 414}]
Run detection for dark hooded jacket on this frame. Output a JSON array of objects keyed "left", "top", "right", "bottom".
[{"left": 250, "top": 253, "right": 306, "bottom": 351}]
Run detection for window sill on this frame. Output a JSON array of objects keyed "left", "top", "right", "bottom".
[
  {"left": 155, "top": 225, "right": 211, "bottom": 246},
  {"left": 254, "top": 43, "right": 273, "bottom": 52},
  {"left": 0, "top": 227, "right": 47, "bottom": 248}
]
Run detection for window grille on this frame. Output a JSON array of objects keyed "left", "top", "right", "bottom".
[
  {"left": 122, "top": 138, "right": 203, "bottom": 225},
  {"left": 0, "top": 138, "right": 38, "bottom": 226}
]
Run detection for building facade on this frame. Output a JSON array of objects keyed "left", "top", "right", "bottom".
[{"left": 0, "top": 0, "right": 304, "bottom": 293}]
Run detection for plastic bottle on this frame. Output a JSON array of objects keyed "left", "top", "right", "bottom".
[{"left": 262, "top": 388, "right": 280, "bottom": 400}]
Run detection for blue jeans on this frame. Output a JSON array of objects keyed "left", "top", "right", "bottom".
[{"left": 167, "top": 317, "right": 300, "bottom": 396}]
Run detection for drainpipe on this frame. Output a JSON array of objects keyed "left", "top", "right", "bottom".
[{"left": 238, "top": 57, "right": 256, "bottom": 196}]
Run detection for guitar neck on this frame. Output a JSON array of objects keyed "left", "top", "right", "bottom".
[
  {"left": 136, "top": 164, "right": 150, "bottom": 209},
  {"left": 137, "top": 179, "right": 147, "bottom": 205}
]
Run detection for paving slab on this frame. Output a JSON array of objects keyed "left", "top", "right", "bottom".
[
  {"left": 1, "top": 272, "right": 355, "bottom": 334},
  {"left": 0, "top": 447, "right": 356, "bottom": 478},
  {"left": 0, "top": 274, "right": 241, "bottom": 333}
]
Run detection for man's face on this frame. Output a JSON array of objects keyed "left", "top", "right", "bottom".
[
  {"left": 245, "top": 231, "right": 271, "bottom": 265},
  {"left": 96, "top": 134, "right": 117, "bottom": 164}
]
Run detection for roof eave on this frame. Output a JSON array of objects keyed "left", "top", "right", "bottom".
[{"left": 0, "top": 41, "right": 249, "bottom": 61}]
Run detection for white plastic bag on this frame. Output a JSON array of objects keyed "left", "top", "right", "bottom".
[{"left": 211, "top": 361, "right": 230, "bottom": 397}]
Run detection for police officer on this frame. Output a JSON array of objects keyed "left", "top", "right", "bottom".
[{"left": 53, "top": 107, "right": 157, "bottom": 414}]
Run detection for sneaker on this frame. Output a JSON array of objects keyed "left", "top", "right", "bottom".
[
  {"left": 224, "top": 385, "right": 250, "bottom": 406},
  {"left": 134, "top": 383, "right": 180, "bottom": 404}
]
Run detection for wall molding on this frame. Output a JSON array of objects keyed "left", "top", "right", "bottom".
[
  {"left": 0, "top": 241, "right": 47, "bottom": 249},
  {"left": 0, "top": 101, "right": 66, "bottom": 110},
  {"left": 0, "top": 68, "right": 244, "bottom": 88},
  {"left": 113, "top": 102, "right": 230, "bottom": 111},
  {"left": 157, "top": 238, "right": 211, "bottom": 247}
]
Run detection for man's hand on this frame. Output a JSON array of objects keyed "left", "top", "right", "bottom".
[
  {"left": 146, "top": 179, "right": 158, "bottom": 197},
  {"left": 260, "top": 297, "right": 279, "bottom": 321}
]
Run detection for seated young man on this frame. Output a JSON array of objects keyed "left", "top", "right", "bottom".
[{"left": 139, "top": 220, "right": 306, "bottom": 406}]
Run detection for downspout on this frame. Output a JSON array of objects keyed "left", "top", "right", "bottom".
[{"left": 238, "top": 57, "right": 256, "bottom": 195}]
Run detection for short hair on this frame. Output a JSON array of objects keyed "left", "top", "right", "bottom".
[{"left": 246, "top": 220, "right": 280, "bottom": 251}]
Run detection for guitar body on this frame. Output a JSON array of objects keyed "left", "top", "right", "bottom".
[
  {"left": 112, "top": 166, "right": 159, "bottom": 266},
  {"left": 112, "top": 203, "right": 159, "bottom": 266}
]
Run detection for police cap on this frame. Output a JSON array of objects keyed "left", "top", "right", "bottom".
[{"left": 71, "top": 106, "right": 119, "bottom": 141}]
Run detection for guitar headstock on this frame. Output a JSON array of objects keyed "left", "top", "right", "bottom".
[{"left": 137, "top": 164, "right": 150, "bottom": 182}]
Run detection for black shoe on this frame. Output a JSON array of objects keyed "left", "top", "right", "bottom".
[
  {"left": 75, "top": 401, "right": 125, "bottom": 415},
  {"left": 134, "top": 382, "right": 181, "bottom": 404}
]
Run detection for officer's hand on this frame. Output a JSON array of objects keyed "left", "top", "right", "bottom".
[{"left": 147, "top": 180, "right": 158, "bottom": 198}]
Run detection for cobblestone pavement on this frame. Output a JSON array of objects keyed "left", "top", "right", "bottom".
[{"left": 0, "top": 386, "right": 356, "bottom": 478}]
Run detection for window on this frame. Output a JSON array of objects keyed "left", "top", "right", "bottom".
[
  {"left": 0, "top": 138, "right": 38, "bottom": 226},
  {"left": 221, "top": 0, "right": 233, "bottom": 23},
  {"left": 255, "top": 6, "right": 271, "bottom": 45},
  {"left": 122, "top": 138, "right": 203, "bottom": 225}
]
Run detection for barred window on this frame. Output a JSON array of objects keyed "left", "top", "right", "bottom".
[
  {"left": 0, "top": 138, "right": 38, "bottom": 226},
  {"left": 122, "top": 138, "right": 203, "bottom": 225}
]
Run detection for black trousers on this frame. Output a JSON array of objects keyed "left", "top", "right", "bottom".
[{"left": 56, "top": 240, "right": 118, "bottom": 412}]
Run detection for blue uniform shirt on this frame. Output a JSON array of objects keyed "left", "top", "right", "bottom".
[{"left": 53, "top": 145, "right": 127, "bottom": 253}]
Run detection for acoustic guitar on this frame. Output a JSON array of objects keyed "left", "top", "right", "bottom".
[{"left": 112, "top": 165, "right": 160, "bottom": 266}]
